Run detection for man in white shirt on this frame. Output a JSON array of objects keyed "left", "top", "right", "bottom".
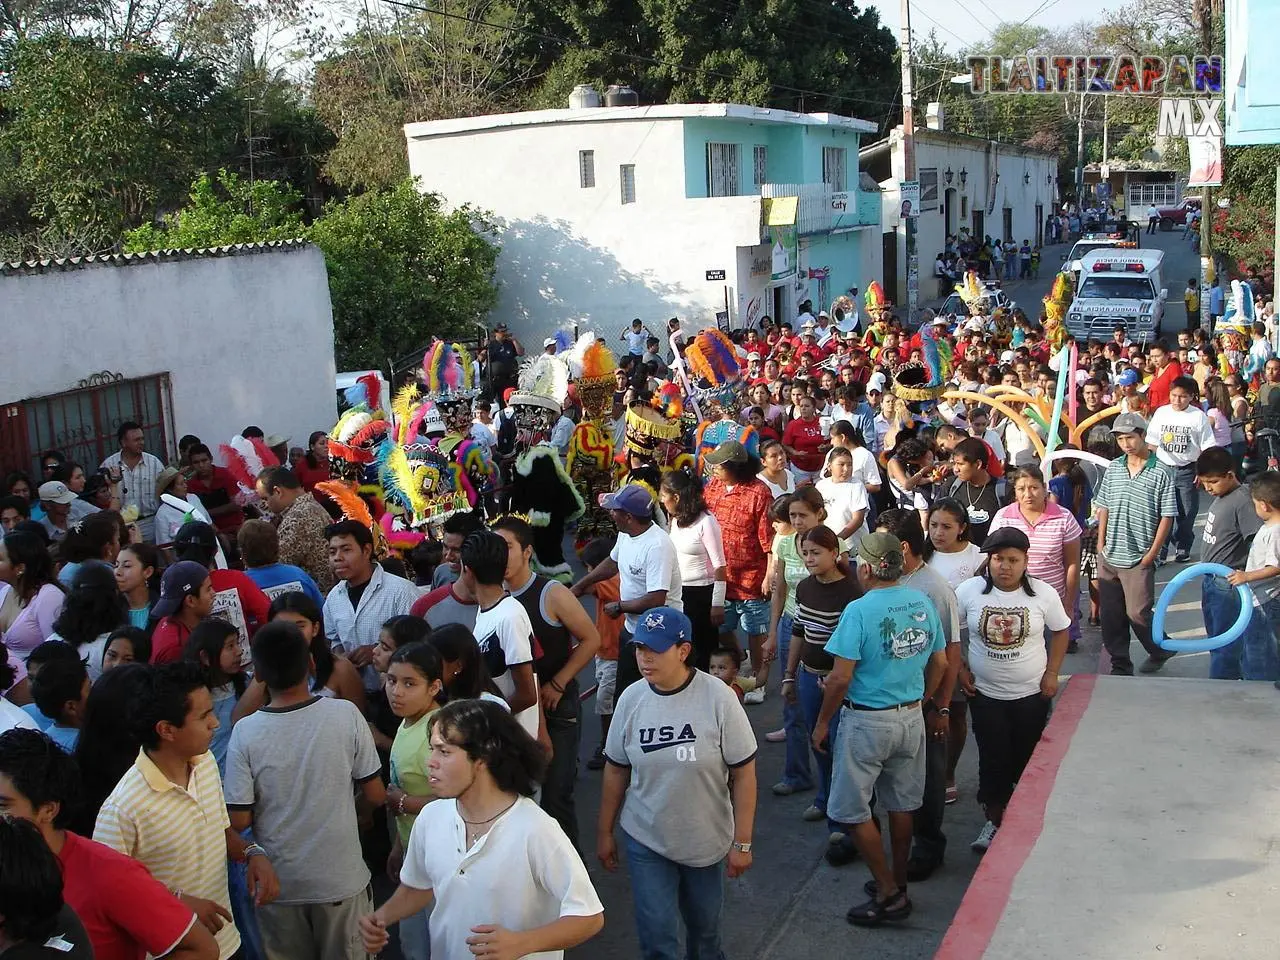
[
  {"left": 571, "top": 484, "right": 681, "bottom": 698},
  {"left": 100, "top": 420, "right": 165, "bottom": 542},
  {"left": 1146, "top": 375, "right": 1218, "bottom": 563}
]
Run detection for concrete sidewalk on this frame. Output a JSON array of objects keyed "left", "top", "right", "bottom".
[{"left": 937, "top": 675, "right": 1280, "bottom": 960}]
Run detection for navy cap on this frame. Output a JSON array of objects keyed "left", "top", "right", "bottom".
[
  {"left": 629, "top": 607, "right": 693, "bottom": 652},
  {"left": 151, "top": 561, "right": 210, "bottom": 618},
  {"left": 599, "top": 484, "right": 654, "bottom": 517}
]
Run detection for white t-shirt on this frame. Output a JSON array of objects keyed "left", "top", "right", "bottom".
[
  {"left": 981, "top": 429, "right": 1006, "bottom": 464},
  {"left": 1003, "top": 420, "right": 1042, "bottom": 467},
  {"left": 1145, "top": 406, "right": 1217, "bottom": 468},
  {"left": 759, "top": 470, "right": 796, "bottom": 499},
  {"left": 0, "top": 696, "right": 38, "bottom": 734},
  {"left": 400, "top": 796, "right": 603, "bottom": 960},
  {"left": 624, "top": 329, "right": 648, "bottom": 355},
  {"left": 815, "top": 478, "right": 870, "bottom": 542},
  {"left": 926, "top": 544, "right": 984, "bottom": 589},
  {"left": 611, "top": 524, "right": 683, "bottom": 633},
  {"left": 1245, "top": 522, "right": 1280, "bottom": 607},
  {"left": 667, "top": 513, "right": 726, "bottom": 588},
  {"left": 471, "top": 596, "right": 538, "bottom": 737},
  {"left": 822, "top": 446, "right": 880, "bottom": 490},
  {"left": 955, "top": 575, "right": 1071, "bottom": 700}
]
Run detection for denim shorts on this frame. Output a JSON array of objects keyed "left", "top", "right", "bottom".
[
  {"left": 827, "top": 706, "right": 926, "bottom": 824},
  {"left": 722, "top": 598, "right": 771, "bottom": 637}
]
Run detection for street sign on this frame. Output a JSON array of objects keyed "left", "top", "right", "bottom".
[{"left": 705, "top": 269, "right": 726, "bottom": 281}]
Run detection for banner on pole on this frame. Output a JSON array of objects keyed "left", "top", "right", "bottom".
[{"left": 1187, "top": 136, "right": 1224, "bottom": 187}]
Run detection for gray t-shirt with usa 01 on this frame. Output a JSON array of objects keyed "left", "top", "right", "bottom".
[{"left": 605, "top": 668, "right": 756, "bottom": 868}]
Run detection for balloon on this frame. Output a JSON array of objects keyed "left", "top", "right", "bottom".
[
  {"left": 1152, "top": 563, "right": 1253, "bottom": 653},
  {"left": 1070, "top": 404, "right": 1123, "bottom": 447},
  {"left": 941, "top": 391, "right": 1046, "bottom": 457},
  {"left": 1038, "top": 448, "right": 1114, "bottom": 483},
  {"left": 1043, "top": 345, "right": 1071, "bottom": 460}
]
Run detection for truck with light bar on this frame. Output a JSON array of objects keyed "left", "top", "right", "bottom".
[{"left": 1066, "top": 249, "right": 1167, "bottom": 343}]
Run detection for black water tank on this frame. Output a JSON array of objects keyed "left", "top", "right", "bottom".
[{"left": 604, "top": 84, "right": 640, "bottom": 107}]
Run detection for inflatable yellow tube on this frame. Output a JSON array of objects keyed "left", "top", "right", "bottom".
[{"left": 942, "top": 391, "right": 1047, "bottom": 458}]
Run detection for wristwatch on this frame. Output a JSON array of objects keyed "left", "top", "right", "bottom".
[
  {"left": 731, "top": 841, "right": 752, "bottom": 853},
  {"left": 243, "top": 843, "right": 268, "bottom": 860}
]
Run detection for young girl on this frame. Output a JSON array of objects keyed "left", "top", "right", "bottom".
[
  {"left": 783, "top": 525, "right": 861, "bottom": 828},
  {"left": 384, "top": 642, "right": 446, "bottom": 960},
  {"left": 758, "top": 440, "right": 797, "bottom": 499},
  {"left": 925, "top": 498, "right": 983, "bottom": 588},
  {"left": 183, "top": 618, "right": 247, "bottom": 772},
  {"left": 426, "top": 622, "right": 505, "bottom": 706},
  {"left": 101, "top": 626, "right": 151, "bottom": 672},
  {"left": 114, "top": 543, "right": 160, "bottom": 631},
  {"left": 48, "top": 563, "right": 126, "bottom": 682},
  {"left": 815, "top": 448, "right": 870, "bottom": 543}
]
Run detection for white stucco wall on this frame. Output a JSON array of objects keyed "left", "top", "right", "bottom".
[
  {"left": 0, "top": 244, "right": 337, "bottom": 457},
  {"left": 405, "top": 117, "right": 761, "bottom": 345}
]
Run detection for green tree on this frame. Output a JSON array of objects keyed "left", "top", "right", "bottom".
[
  {"left": 2, "top": 33, "right": 222, "bottom": 254},
  {"left": 1215, "top": 145, "right": 1280, "bottom": 286},
  {"left": 122, "top": 169, "right": 306, "bottom": 251},
  {"left": 308, "top": 180, "right": 499, "bottom": 370}
]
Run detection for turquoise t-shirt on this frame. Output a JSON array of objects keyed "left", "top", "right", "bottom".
[
  {"left": 127, "top": 606, "right": 151, "bottom": 630},
  {"left": 825, "top": 584, "right": 946, "bottom": 708}
]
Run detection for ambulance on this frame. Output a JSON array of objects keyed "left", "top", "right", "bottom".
[{"left": 1066, "top": 248, "right": 1167, "bottom": 344}]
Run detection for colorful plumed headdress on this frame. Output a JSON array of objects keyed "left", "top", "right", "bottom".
[
  {"left": 421, "top": 341, "right": 478, "bottom": 403},
  {"left": 864, "top": 281, "right": 892, "bottom": 321},
  {"left": 1042, "top": 272, "right": 1072, "bottom": 326},
  {"left": 955, "top": 271, "right": 990, "bottom": 315},
  {"left": 511, "top": 353, "right": 570, "bottom": 416},
  {"left": 563, "top": 333, "right": 618, "bottom": 421},
  {"left": 329, "top": 372, "right": 392, "bottom": 480},
  {"left": 683, "top": 328, "right": 743, "bottom": 413},
  {"left": 218, "top": 435, "right": 281, "bottom": 495}
]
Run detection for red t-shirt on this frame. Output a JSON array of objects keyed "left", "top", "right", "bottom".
[
  {"left": 58, "top": 831, "right": 196, "bottom": 960},
  {"left": 293, "top": 459, "right": 331, "bottom": 492},
  {"left": 149, "top": 618, "right": 191, "bottom": 664},
  {"left": 782, "top": 417, "right": 827, "bottom": 472},
  {"left": 186, "top": 466, "right": 245, "bottom": 534},
  {"left": 1147, "top": 360, "right": 1184, "bottom": 411}
]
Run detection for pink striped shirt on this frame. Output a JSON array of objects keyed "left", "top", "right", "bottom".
[{"left": 988, "top": 501, "right": 1082, "bottom": 594}]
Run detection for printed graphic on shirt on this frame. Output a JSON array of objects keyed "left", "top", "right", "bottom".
[
  {"left": 638, "top": 721, "right": 698, "bottom": 757},
  {"left": 260, "top": 581, "right": 304, "bottom": 603},
  {"left": 1158, "top": 425, "right": 1193, "bottom": 456},
  {"left": 211, "top": 587, "right": 251, "bottom": 665},
  {"left": 977, "top": 606, "right": 1031, "bottom": 659},
  {"left": 880, "top": 607, "right": 932, "bottom": 659}
]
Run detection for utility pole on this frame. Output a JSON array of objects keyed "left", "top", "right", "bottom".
[
  {"left": 1074, "top": 90, "right": 1086, "bottom": 207},
  {"left": 1196, "top": 1, "right": 1216, "bottom": 329},
  {"left": 900, "top": 0, "right": 917, "bottom": 325}
]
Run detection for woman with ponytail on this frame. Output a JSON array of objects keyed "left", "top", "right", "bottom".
[{"left": 658, "top": 468, "right": 727, "bottom": 671}]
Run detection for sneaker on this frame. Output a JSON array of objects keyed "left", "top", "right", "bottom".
[
  {"left": 586, "top": 744, "right": 606, "bottom": 771},
  {"left": 1174, "top": 550, "right": 1191, "bottom": 563},
  {"left": 743, "top": 688, "right": 766, "bottom": 705},
  {"left": 971, "top": 821, "right": 998, "bottom": 853},
  {"left": 1138, "top": 656, "right": 1170, "bottom": 674},
  {"left": 764, "top": 728, "right": 786, "bottom": 742},
  {"left": 802, "top": 804, "right": 825, "bottom": 822},
  {"left": 772, "top": 780, "right": 811, "bottom": 796}
]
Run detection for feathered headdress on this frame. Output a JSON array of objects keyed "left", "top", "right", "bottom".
[
  {"left": 344, "top": 373, "right": 384, "bottom": 416},
  {"left": 511, "top": 354, "right": 570, "bottom": 414},
  {"left": 218, "top": 435, "right": 280, "bottom": 491},
  {"left": 955, "top": 270, "right": 989, "bottom": 313},
  {"left": 316, "top": 480, "right": 373, "bottom": 529},
  {"left": 684, "top": 329, "right": 739, "bottom": 386},
  {"left": 864, "top": 281, "right": 891, "bottom": 319},
  {"left": 422, "top": 341, "right": 478, "bottom": 402},
  {"left": 652, "top": 382, "right": 684, "bottom": 421}
]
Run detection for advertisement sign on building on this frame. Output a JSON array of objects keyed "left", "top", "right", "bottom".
[{"left": 899, "top": 180, "right": 920, "bottom": 219}]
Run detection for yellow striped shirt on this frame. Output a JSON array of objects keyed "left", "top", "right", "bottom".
[{"left": 94, "top": 749, "right": 240, "bottom": 960}]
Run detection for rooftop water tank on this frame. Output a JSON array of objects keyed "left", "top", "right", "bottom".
[
  {"left": 604, "top": 84, "right": 640, "bottom": 107},
  {"left": 569, "top": 84, "right": 601, "bottom": 109}
]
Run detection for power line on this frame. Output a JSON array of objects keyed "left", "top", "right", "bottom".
[{"left": 906, "top": 1, "right": 975, "bottom": 51}]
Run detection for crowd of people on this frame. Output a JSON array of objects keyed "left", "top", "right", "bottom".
[{"left": 3, "top": 246, "right": 1280, "bottom": 959}]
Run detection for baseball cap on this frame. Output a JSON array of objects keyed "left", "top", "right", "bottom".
[
  {"left": 173, "top": 520, "right": 219, "bottom": 559},
  {"left": 599, "top": 484, "right": 653, "bottom": 516},
  {"left": 37, "top": 481, "right": 76, "bottom": 505},
  {"left": 152, "top": 560, "right": 211, "bottom": 618},
  {"left": 1116, "top": 368, "right": 1139, "bottom": 387},
  {"left": 494, "top": 322, "right": 509, "bottom": 332},
  {"left": 543, "top": 337, "right": 556, "bottom": 348},
  {"left": 867, "top": 372, "right": 888, "bottom": 393},
  {"left": 818, "top": 310, "right": 830, "bottom": 319},
  {"left": 857, "top": 531, "right": 905, "bottom": 578},
  {"left": 629, "top": 606, "right": 693, "bottom": 652},
  {"left": 981, "top": 527, "right": 1031, "bottom": 554},
  {"left": 1110, "top": 412, "right": 1148, "bottom": 435},
  {"left": 746, "top": 352, "right": 761, "bottom": 362},
  {"left": 705, "top": 440, "right": 749, "bottom": 466}
]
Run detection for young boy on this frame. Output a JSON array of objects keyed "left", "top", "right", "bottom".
[
  {"left": 30, "top": 657, "right": 89, "bottom": 752},
  {"left": 708, "top": 645, "right": 758, "bottom": 702},
  {"left": 225, "top": 620, "right": 384, "bottom": 958},
  {"left": 1197, "top": 449, "right": 1263, "bottom": 679},
  {"left": 621, "top": 318, "right": 651, "bottom": 357},
  {"left": 150, "top": 560, "right": 217, "bottom": 664},
  {"left": 581, "top": 537, "right": 621, "bottom": 771},
  {"left": 20, "top": 641, "right": 82, "bottom": 729},
  {"left": 1225, "top": 470, "right": 1280, "bottom": 683}
]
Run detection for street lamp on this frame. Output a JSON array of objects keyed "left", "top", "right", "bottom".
[
  {"left": 1023, "top": 172, "right": 1031, "bottom": 185},
  {"left": 959, "top": 167, "right": 967, "bottom": 187},
  {"left": 945, "top": 167, "right": 954, "bottom": 185}
]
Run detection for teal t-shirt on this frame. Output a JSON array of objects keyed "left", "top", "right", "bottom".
[{"left": 825, "top": 584, "right": 946, "bottom": 708}]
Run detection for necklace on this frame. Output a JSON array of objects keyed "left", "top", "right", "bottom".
[
  {"left": 460, "top": 798, "right": 517, "bottom": 849},
  {"left": 460, "top": 799, "right": 517, "bottom": 827}
]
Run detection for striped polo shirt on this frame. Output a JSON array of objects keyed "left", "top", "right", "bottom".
[
  {"left": 1095, "top": 453, "right": 1177, "bottom": 569},
  {"left": 94, "top": 749, "right": 240, "bottom": 960},
  {"left": 988, "top": 501, "right": 1083, "bottom": 594}
]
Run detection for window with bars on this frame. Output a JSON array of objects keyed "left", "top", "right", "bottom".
[
  {"left": 822, "top": 146, "right": 847, "bottom": 192},
  {"left": 579, "top": 150, "right": 595, "bottom": 188},
  {"left": 752, "top": 145, "right": 768, "bottom": 188},
  {"left": 706, "top": 142, "right": 740, "bottom": 197},
  {"left": 620, "top": 164, "right": 636, "bottom": 204}
]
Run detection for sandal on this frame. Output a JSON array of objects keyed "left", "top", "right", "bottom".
[{"left": 846, "top": 889, "right": 913, "bottom": 926}]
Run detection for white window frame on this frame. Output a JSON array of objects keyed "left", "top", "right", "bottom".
[
  {"left": 707, "top": 142, "right": 740, "bottom": 197},
  {"left": 579, "top": 150, "right": 595, "bottom": 188},
  {"left": 752, "top": 144, "right": 768, "bottom": 188},
  {"left": 822, "top": 146, "right": 847, "bottom": 192},
  {"left": 620, "top": 164, "right": 636, "bottom": 204}
]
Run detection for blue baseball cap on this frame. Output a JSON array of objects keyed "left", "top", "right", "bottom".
[
  {"left": 629, "top": 607, "right": 693, "bottom": 652},
  {"left": 599, "top": 483, "right": 653, "bottom": 516},
  {"left": 1116, "top": 368, "right": 1139, "bottom": 387}
]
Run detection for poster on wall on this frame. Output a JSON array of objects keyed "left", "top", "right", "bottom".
[
  {"left": 765, "top": 196, "right": 799, "bottom": 282},
  {"left": 1187, "top": 136, "right": 1224, "bottom": 187},
  {"left": 920, "top": 169, "right": 939, "bottom": 211},
  {"left": 899, "top": 180, "right": 920, "bottom": 219}
]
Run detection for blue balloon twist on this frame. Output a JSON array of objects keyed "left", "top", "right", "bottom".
[{"left": 1152, "top": 563, "right": 1253, "bottom": 653}]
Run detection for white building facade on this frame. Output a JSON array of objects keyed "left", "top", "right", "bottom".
[
  {"left": 861, "top": 122, "right": 1059, "bottom": 305},
  {"left": 404, "top": 102, "right": 883, "bottom": 344},
  {"left": 0, "top": 242, "right": 337, "bottom": 476}
]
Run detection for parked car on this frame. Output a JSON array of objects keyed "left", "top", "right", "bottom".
[
  {"left": 1156, "top": 197, "right": 1201, "bottom": 230},
  {"left": 937, "top": 283, "right": 1018, "bottom": 319}
]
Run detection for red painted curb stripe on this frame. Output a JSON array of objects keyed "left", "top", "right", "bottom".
[{"left": 933, "top": 674, "right": 1099, "bottom": 960}]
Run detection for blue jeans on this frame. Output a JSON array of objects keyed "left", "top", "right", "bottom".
[
  {"left": 777, "top": 614, "right": 814, "bottom": 790},
  {"left": 797, "top": 668, "right": 837, "bottom": 829},
  {"left": 399, "top": 905, "right": 430, "bottom": 960},
  {"left": 624, "top": 832, "right": 726, "bottom": 960},
  {"left": 1162, "top": 464, "right": 1199, "bottom": 558},
  {"left": 228, "top": 829, "right": 265, "bottom": 960},
  {"left": 1210, "top": 580, "right": 1280, "bottom": 681}
]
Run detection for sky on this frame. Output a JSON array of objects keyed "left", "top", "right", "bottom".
[{"left": 869, "top": 0, "right": 1132, "bottom": 52}]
